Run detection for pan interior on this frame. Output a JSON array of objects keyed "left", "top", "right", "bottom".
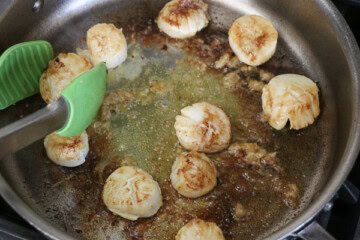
[{"left": 1, "top": 0, "right": 350, "bottom": 239}]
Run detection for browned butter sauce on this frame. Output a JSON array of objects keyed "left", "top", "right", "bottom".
[{"left": 41, "top": 23, "right": 325, "bottom": 240}]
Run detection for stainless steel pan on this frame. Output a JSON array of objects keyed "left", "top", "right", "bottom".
[{"left": 0, "top": 0, "right": 360, "bottom": 239}]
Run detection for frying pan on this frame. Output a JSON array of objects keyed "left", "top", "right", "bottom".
[{"left": 0, "top": 0, "right": 360, "bottom": 239}]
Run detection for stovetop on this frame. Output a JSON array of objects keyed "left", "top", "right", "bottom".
[{"left": 1, "top": 1, "right": 360, "bottom": 240}]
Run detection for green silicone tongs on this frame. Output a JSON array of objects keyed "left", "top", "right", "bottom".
[{"left": 0, "top": 41, "right": 107, "bottom": 159}]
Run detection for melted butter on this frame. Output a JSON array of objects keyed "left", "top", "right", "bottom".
[
  {"left": 102, "top": 43, "right": 242, "bottom": 182},
  {"left": 85, "top": 39, "right": 324, "bottom": 240}
]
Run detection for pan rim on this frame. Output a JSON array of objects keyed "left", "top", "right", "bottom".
[
  {"left": 0, "top": 172, "right": 76, "bottom": 240},
  {"left": 265, "top": 0, "right": 360, "bottom": 239}
]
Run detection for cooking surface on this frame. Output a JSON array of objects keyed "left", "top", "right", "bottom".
[
  {"left": 1, "top": 0, "right": 360, "bottom": 239},
  {"left": 1, "top": 24, "right": 327, "bottom": 240}
]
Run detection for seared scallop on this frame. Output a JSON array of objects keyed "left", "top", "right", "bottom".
[
  {"left": 44, "top": 131, "right": 89, "bottom": 167},
  {"left": 170, "top": 152, "right": 217, "bottom": 198},
  {"left": 102, "top": 166, "right": 163, "bottom": 221},
  {"left": 229, "top": 15, "right": 278, "bottom": 66},
  {"left": 87, "top": 23, "right": 127, "bottom": 69},
  {"left": 40, "top": 53, "right": 92, "bottom": 104},
  {"left": 176, "top": 219, "right": 225, "bottom": 240},
  {"left": 157, "top": 0, "right": 209, "bottom": 39},
  {"left": 174, "top": 102, "right": 231, "bottom": 153},
  {"left": 262, "top": 74, "right": 320, "bottom": 130}
]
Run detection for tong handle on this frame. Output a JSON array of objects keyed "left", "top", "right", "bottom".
[{"left": 0, "top": 97, "right": 68, "bottom": 160}]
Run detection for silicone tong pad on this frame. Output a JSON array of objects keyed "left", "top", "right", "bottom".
[
  {"left": 56, "top": 63, "right": 107, "bottom": 137},
  {"left": 0, "top": 41, "right": 53, "bottom": 109}
]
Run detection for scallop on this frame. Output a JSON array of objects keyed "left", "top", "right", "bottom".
[
  {"left": 40, "top": 53, "right": 92, "bottom": 104},
  {"left": 174, "top": 102, "right": 231, "bottom": 153},
  {"left": 87, "top": 23, "right": 127, "bottom": 69},
  {"left": 44, "top": 131, "right": 89, "bottom": 167},
  {"left": 262, "top": 74, "right": 320, "bottom": 130},
  {"left": 102, "top": 166, "right": 163, "bottom": 221},
  {"left": 229, "top": 15, "right": 278, "bottom": 66},
  {"left": 157, "top": 0, "right": 209, "bottom": 39},
  {"left": 176, "top": 219, "right": 225, "bottom": 240},
  {"left": 170, "top": 152, "right": 217, "bottom": 198}
]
